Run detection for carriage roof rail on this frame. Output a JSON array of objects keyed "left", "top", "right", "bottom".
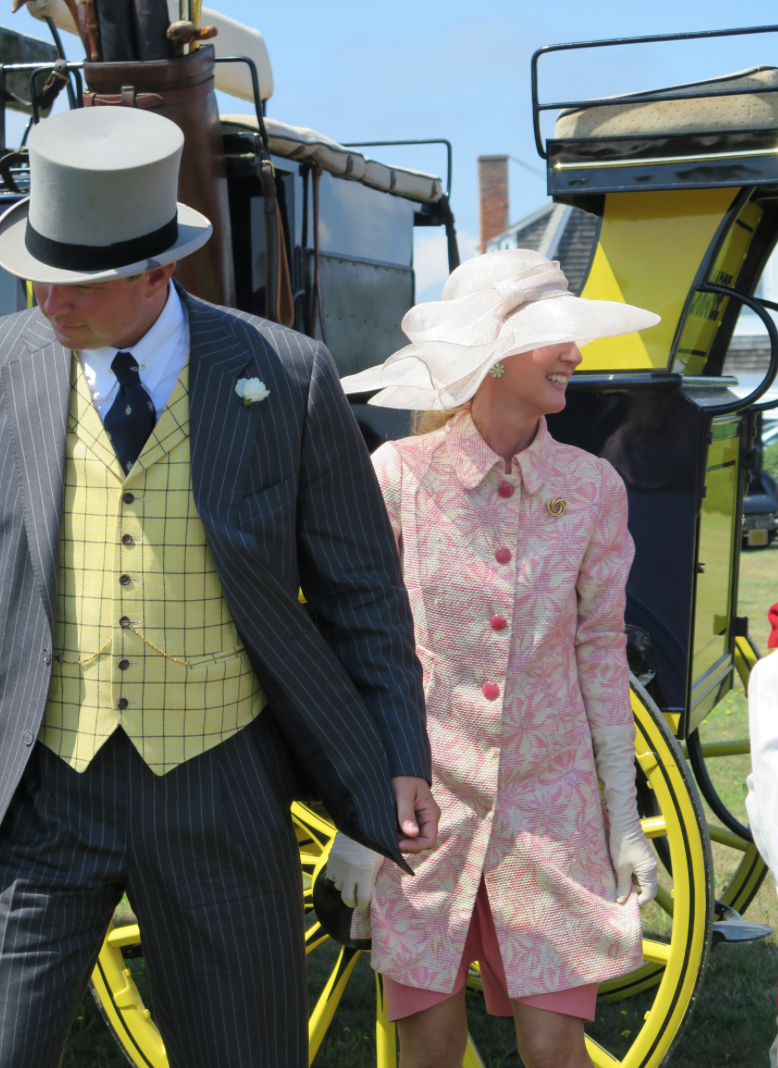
[
  {"left": 342, "top": 139, "right": 453, "bottom": 198},
  {"left": 531, "top": 24, "right": 778, "bottom": 159},
  {"left": 691, "top": 283, "right": 778, "bottom": 414}
]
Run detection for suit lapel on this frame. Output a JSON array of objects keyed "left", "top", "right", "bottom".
[
  {"left": 1, "top": 316, "right": 70, "bottom": 630},
  {"left": 183, "top": 290, "right": 262, "bottom": 520}
]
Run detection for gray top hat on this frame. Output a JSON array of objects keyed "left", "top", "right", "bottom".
[{"left": 0, "top": 106, "right": 212, "bottom": 284}]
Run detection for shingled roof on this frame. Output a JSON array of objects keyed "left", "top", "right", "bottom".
[{"left": 485, "top": 202, "right": 599, "bottom": 295}]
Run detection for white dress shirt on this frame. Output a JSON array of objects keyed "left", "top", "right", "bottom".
[
  {"left": 79, "top": 283, "right": 189, "bottom": 423},
  {"left": 746, "top": 650, "right": 778, "bottom": 894}
]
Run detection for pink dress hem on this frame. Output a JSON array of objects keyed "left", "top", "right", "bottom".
[{"left": 381, "top": 879, "right": 598, "bottom": 1023}]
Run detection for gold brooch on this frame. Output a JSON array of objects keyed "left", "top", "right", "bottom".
[{"left": 547, "top": 497, "right": 566, "bottom": 517}]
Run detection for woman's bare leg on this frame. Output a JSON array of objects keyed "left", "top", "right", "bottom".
[
  {"left": 512, "top": 1001, "right": 595, "bottom": 1068},
  {"left": 396, "top": 987, "right": 468, "bottom": 1068}
]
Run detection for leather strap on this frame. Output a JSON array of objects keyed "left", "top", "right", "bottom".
[
  {"left": 260, "top": 158, "right": 278, "bottom": 323},
  {"left": 83, "top": 77, "right": 214, "bottom": 109}
]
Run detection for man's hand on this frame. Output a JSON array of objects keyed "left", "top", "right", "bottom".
[{"left": 392, "top": 776, "right": 440, "bottom": 854}]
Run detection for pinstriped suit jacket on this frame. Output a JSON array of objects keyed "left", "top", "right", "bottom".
[{"left": 0, "top": 285, "right": 430, "bottom": 868}]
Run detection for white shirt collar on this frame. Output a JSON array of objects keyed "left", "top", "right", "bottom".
[{"left": 79, "top": 283, "right": 186, "bottom": 406}]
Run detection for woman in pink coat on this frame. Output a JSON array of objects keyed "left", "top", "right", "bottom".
[{"left": 333, "top": 250, "right": 660, "bottom": 1068}]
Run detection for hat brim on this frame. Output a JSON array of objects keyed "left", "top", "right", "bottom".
[
  {"left": 341, "top": 293, "right": 661, "bottom": 410},
  {"left": 0, "top": 197, "right": 212, "bottom": 284}
]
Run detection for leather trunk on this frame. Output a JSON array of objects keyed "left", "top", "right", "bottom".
[{"left": 83, "top": 46, "right": 236, "bottom": 308}]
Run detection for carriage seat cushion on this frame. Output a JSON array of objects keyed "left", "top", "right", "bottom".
[{"left": 555, "top": 66, "right": 778, "bottom": 139}]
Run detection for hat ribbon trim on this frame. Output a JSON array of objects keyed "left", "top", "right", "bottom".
[{"left": 24, "top": 215, "right": 178, "bottom": 272}]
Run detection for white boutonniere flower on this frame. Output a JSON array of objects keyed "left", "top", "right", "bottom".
[{"left": 235, "top": 377, "right": 270, "bottom": 406}]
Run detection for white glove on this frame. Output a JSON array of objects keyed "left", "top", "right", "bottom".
[
  {"left": 592, "top": 724, "right": 658, "bottom": 907},
  {"left": 326, "top": 832, "right": 384, "bottom": 913}
]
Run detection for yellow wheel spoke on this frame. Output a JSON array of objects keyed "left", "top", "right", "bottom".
[
  {"left": 709, "top": 824, "right": 751, "bottom": 852},
  {"left": 654, "top": 883, "right": 675, "bottom": 917},
  {"left": 305, "top": 921, "right": 330, "bottom": 957},
  {"left": 105, "top": 924, "right": 141, "bottom": 948},
  {"left": 735, "top": 635, "right": 759, "bottom": 688},
  {"left": 462, "top": 1036, "right": 487, "bottom": 1067},
  {"left": 292, "top": 802, "right": 337, "bottom": 840},
  {"left": 308, "top": 947, "right": 362, "bottom": 1064},
  {"left": 640, "top": 815, "right": 668, "bottom": 839},
  {"left": 300, "top": 852, "right": 324, "bottom": 866},
  {"left": 679, "top": 739, "right": 750, "bottom": 759},
  {"left": 642, "top": 938, "right": 671, "bottom": 966},
  {"left": 375, "top": 974, "right": 397, "bottom": 1068},
  {"left": 584, "top": 1036, "right": 620, "bottom": 1068},
  {"left": 306, "top": 934, "right": 329, "bottom": 956}
]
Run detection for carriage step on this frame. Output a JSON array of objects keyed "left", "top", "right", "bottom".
[{"left": 711, "top": 901, "right": 772, "bottom": 945}]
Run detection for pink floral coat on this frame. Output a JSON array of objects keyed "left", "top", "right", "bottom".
[{"left": 358, "top": 411, "right": 644, "bottom": 997}]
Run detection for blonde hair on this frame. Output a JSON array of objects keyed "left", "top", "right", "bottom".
[{"left": 412, "top": 405, "right": 468, "bottom": 435}]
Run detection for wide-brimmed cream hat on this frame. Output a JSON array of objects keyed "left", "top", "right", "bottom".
[
  {"left": 341, "top": 248, "right": 661, "bottom": 410},
  {"left": 0, "top": 106, "right": 212, "bottom": 284}
]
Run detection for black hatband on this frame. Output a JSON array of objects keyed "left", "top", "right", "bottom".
[{"left": 24, "top": 215, "right": 178, "bottom": 271}]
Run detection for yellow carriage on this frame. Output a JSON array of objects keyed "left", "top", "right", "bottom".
[{"left": 3, "top": 12, "right": 778, "bottom": 1068}]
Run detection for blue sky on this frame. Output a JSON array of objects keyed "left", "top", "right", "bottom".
[{"left": 6, "top": 1, "right": 778, "bottom": 299}]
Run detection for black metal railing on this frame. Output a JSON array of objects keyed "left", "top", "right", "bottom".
[{"left": 531, "top": 24, "right": 778, "bottom": 158}]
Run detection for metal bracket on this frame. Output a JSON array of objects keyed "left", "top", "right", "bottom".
[{"left": 712, "top": 899, "right": 772, "bottom": 945}]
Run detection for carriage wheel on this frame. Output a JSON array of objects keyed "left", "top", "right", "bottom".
[{"left": 90, "top": 674, "right": 713, "bottom": 1068}]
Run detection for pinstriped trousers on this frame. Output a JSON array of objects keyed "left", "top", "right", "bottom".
[{"left": 0, "top": 717, "right": 307, "bottom": 1067}]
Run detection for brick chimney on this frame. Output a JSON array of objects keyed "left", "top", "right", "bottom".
[{"left": 478, "top": 155, "right": 509, "bottom": 253}]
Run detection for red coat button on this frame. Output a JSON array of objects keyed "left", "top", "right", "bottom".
[
  {"left": 482, "top": 682, "right": 500, "bottom": 700},
  {"left": 490, "top": 615, "right": 507, "bottom": 630},
  {"left": 498, "top": 483, "right": 514, "bottom": 499},
  {"left": 495, "top": 547, "right": 511, "bottom": 564}
]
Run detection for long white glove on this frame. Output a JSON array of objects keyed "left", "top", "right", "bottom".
[
  {"left": 592, "top": 724, "right": 658, "bottom": 907},
  {"left": 326, "top": 832, "right": 384, "bottom": 913}
]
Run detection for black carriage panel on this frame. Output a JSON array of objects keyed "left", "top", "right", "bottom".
[
  {"left": 304, "top": 254, "right": 412, "bottom": 378},
  {"left": 226, "top": 147, "right": 417, "bottom": 377},
  {"left": 548, "top": 375, "right": 744, "bottom": 736}
]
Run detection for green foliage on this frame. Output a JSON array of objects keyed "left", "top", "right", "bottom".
[{"left": 764, "top": 442, "right": 778, "bottom": 482}]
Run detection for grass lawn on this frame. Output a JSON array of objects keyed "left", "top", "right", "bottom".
[{"left": 65, "top": 541, "right": 778, "bottom": 1068}]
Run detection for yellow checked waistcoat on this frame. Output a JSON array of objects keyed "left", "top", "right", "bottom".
[{"left": 41, "top": 356, "right": 266, "bottom": 775}]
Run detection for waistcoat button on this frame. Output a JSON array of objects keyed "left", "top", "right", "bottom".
[
  {"left": 117, "top": 697, "right": 129, "bottom": 710},
  {"left": 119, "top": 574, "right": 131, "bottom": 586},
  {"left": 498, "top": 483, "right": 514, "bottom": 498},
  {"left": 22, "top": 729, "right": 33, "bottom": 745},
  {"left": 122, "top": 492, "right": 134, "bottom": 505},
  {"left": 121, "top": 534, "right": 133, "bottom": 545},
  {"left": 42, "top": 648, "right": 51, "bottom": 664},
  {"left": 481, "top": 682, "right": 500, "bottom": 700},
  {"left": 119, "top": 616, "right": 131, "bottom": 628},
  {"left": 118, "top": 659, "right": 130, "bottom": 670},
  {"left": 495, "top": 547, "right": 511, "bottom": 564},
  {"left": 490, "top": 615, "right": 507, "bottom": 630}
]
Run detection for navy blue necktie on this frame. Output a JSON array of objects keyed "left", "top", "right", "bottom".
[{"left": 104, "top": 351, "right": 156, "bottom": 476}]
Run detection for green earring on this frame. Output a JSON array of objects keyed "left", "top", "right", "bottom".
[{"left": 489, "top": 363, "right": 506, "bottom": 378}]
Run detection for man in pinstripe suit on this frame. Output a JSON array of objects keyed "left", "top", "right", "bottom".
[{"left": 0, "top": 106, "right": 435, "bottom": 1066}]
